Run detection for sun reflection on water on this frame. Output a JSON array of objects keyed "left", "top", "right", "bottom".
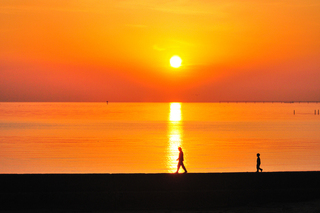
[
  {"left": 167, "top": 103, "right": 183, "bottom": 172},
  {"left": 169, "top": 103, "right": 182, "bottom": 122}
]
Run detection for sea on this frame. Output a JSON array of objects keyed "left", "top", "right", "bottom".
[{"left": 0, "top": 102, "right": 320, "bottom": 174}]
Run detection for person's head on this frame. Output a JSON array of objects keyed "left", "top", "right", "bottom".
[
  {"left": 178, "top": 147, "right": 182, "bottom": 151},
  {"left": 257, "top": 153, "right": 260, "bottom": 157}
]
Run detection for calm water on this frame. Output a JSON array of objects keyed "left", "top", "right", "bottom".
[{"left": 0, "top": 102, "right": 320, "bottom": 174}]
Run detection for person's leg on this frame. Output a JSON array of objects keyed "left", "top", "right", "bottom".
[
  {"left": 181, "top": 163, "right": 187, "bottom": 173},
  {"left": 176, "top": 163, "right": 181, "bottom": 173}
]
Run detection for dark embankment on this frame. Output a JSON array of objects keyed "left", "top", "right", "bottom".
[{"left": 1, "top": 172, "right": 320, "bottom": 211}]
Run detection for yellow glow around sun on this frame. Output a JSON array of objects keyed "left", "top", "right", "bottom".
[{"left": 170, "top": 56, "right": 182, "bottom": 68}]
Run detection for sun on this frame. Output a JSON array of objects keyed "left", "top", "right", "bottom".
[{"left": 170, "top": 56, "right": 182, "bottom": 68}]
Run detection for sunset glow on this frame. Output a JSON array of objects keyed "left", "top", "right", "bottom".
[{"left": 0, "top": 0, "right": 320, "bottom": 102}]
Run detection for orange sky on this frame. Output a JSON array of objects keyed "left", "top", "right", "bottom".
[{"left": 1, "top": 0, "right": 319, "bottom": 102}]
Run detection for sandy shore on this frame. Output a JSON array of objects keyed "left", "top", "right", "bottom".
[
  {"left": 1, "top": 172, "right": 320, "bottom": 212},
  {"left": 1, "top": 199, "right": 320, "bottom": 213}
]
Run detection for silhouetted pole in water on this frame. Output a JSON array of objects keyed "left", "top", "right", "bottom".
[
  {"left": 256, "top": 153, "right": 263, "bottom": 172},
  {"left": 293, "top": 110, "right": 295, "bottom": 115},
  {"left": 175, "top": 147, "right": 187, "bottom": 173}
]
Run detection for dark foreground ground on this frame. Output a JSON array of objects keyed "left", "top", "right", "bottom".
[{"left": 1, "top": 172, "right": 320, "bottom": 212}]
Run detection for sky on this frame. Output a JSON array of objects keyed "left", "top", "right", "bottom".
[{"left": 1, "top": 0, "right": 320, "bottom": 102}]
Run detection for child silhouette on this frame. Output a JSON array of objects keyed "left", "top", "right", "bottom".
[{"left": 256, "top": 153, "right": 263, "bottom": 172}]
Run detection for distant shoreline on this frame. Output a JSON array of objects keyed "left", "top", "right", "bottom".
[
  {"left": 1, "top": 172, "right": 320, "bottom": 211},
  {"left": 0, "top": 101, "right": 320, "bottom": 103}
]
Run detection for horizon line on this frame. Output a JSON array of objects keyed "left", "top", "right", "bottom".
[{"left": 1, "top": 101, "right": 320, "bottom": 103}]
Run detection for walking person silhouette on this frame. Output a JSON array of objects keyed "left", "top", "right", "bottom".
[
  {"left": 175, "top": 147, "right": 187, "bottom": 173},
  {"left": 256, "top": 153, "right": 263, "bottom": 172}
]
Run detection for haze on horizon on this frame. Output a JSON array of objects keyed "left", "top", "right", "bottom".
[{"left": 1, "top": 0, "right": 320, "bottom": 102}]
